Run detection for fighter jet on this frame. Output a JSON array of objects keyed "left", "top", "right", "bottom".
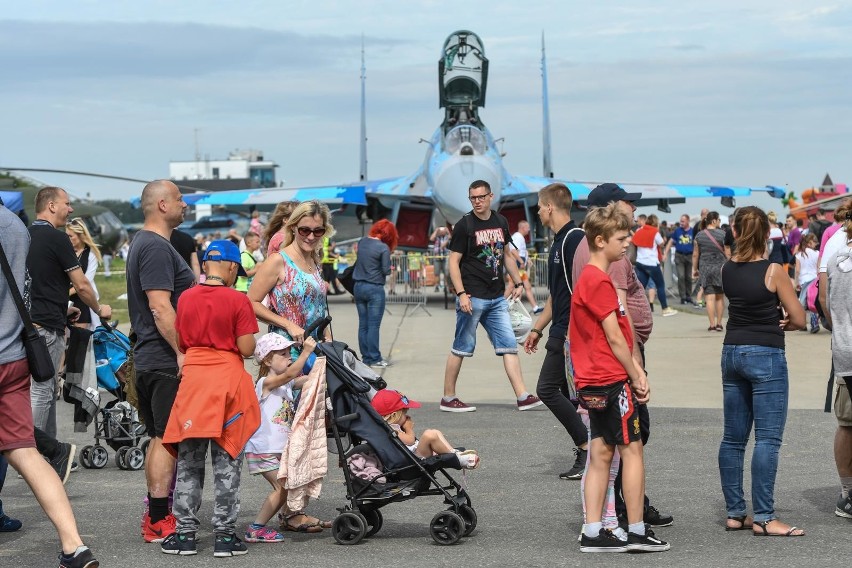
[{"left": 175, "top": 30, "right": 784, "bottom": 248}]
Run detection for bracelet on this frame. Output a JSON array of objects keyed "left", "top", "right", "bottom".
[
  {"left": 530, "top": 328, "right": 543, "bottom": 337},
  {"left": 456, "top": 290, "right": 468, "bottom": 297},
  {"left": 514, "top": 281, "right": 523, "bottom": 288}
]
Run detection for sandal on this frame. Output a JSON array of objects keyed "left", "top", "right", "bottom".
[
  {"left": 282, "top": 512, "right": 323, "bottom": 533},
  {"left": 752, "top": 519, "right": 804, "bottom": 537},
  {"left": 708, "top": 326, "right": 716, "bottom": 332},
  {"left": 725, "top": 515, "right": 753, "bottom": 531},
  {"left": 715, "top": 324, "right": 724, "bottom": 331}
]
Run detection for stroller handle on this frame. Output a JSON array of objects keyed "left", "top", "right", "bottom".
[{"left": 303, "top": 316, "right": 332, "bottom": 340}]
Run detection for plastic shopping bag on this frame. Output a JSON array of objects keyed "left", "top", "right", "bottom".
[{"left": 507, "top": 298, "right": 533, "bottom": 343}]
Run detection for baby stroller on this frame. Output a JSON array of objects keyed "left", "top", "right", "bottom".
[
  {"left": 306, "top": 317, "right": 478, "bottom": 546},
  {"left": 79, "top": 324, "right": 148, "bottom": 471}
]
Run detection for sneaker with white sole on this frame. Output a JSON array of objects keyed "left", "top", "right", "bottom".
[
  {"left": 579, "top": 528, "right": 627, "bottom": 553},
  {"left": 440, "top": 397, "right": 477, "bottom": 412},
  {"left": 244, "top": 525, "right": 285, "bottom": 543},
  {"left": 517, "top": 394, "right": 544, "bottom": 411},
  {"left": 214, "top": 533, "right": 248, "bottom": 557},
  {"left": 49, "top": 443, "right": 76, "bottom": 485},
  {"left": 161, "top": 532, "right": 197, "bottom": 556},
  {"left": 660, "top": 307, "right": 678, "bottom": 317},
  {"left": 559, "top": 447, "right": 587, "bottom": 480},
  {"left": 626, "top": 528, "right": 670, "bottom": 552},
  {"left": 836, "top": 495, "right": 852, "bottom": 519}
]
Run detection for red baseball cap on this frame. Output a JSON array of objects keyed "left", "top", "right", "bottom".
[{"left": 371, "top": 389, "right": 421, "bottom": 416}]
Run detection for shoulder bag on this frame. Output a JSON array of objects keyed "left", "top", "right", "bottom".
[{"left": 0, "top": 240, "right": 56, "bottom": 382}]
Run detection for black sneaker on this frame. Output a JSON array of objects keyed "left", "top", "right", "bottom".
[
  {"left": 626, "top": 528, "right": 670, "bottom": 552},
  {"left": 50, "top": 443, "right": 76, "bottom": 485},
  {"left": 644, "top": 505, "right": 673, "bottom": 527},
  {"left": 579, "top": 528, "right": 627, "bottom": 553},
  {"left": 559, "top": 447, "right": 587, "bottom": 480},
  {"left": 161, "top": 532, "right": 197, "bottom": 556},
  {"left": 214, "top": 533, "right": 248, "bottom": 557},
  {"left": 836, "top": 495, "right": 852, "bottom": 519},
  {"left": 58, "top": 546, "right": 99, "bottom": 567}
]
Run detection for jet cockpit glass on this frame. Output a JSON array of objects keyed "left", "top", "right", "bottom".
[{"left": 444, "top": 125, "right": 487, "bottom": 156}]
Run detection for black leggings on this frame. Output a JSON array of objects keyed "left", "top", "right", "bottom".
[{"left": 535, "top": 338, "right": 587, "bottom": 448}]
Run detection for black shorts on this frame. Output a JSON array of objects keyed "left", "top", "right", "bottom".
[
  {"left": 585, "top": 381, "right": 642, "bottom": 446},
  {"left": 135, "top": 368, "right": 179, "bottom": 438}
]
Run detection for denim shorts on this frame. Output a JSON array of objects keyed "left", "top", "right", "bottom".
[{"left": 451, "top": 296, "right": 518, "bottom": 357}]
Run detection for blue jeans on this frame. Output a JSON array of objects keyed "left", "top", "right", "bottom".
[
  {"left": 718, "top": 344, "right": 789, "bottom": 522},
  {"left": 451, "top": 296, "right": 517, "bottom": 357},
  {"left": 354, "top": 281, "right": 386, "bottom": 364},
  {"left": 634, "top": 262, "right": 668, "bottom": 309}
]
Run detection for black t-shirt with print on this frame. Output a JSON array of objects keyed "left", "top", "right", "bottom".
[
  {"left": 449, "top": 210, "right": 513, "bottom": 300},
  {"left": 27, "top": 222, "right": 81, "bottom": 332}
]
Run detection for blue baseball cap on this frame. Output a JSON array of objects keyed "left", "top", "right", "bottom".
[{"left": 203, "top": 240, "right": 247, "bottom": 277}]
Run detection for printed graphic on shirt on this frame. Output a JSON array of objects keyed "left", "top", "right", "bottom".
[
  {"left": 272, "top": 399, "right": 295, "bottom": 428},
  {"left": 474, "top": 228, "right": 506, "bottom": 277}
]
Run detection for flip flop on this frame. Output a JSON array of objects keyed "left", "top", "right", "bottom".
[
  {"left": 725, "top": 516, "right": 753, "bottom": 531},
  {"left": 753, "top": 520, "right": 805, "bottom": 537}
]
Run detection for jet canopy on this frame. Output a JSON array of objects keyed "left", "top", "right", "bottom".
[{"left": 439, "top": 30, "right": 488, "bottom": 109}]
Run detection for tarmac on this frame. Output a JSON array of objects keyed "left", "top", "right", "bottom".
[{"left": 2, "top": 294, "right": 849, "bottom": 567}]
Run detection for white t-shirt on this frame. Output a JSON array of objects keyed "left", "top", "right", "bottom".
[
  {"left": 511, "top": 231, "right": 528, "bottom": 261},
  {"left": 636, "top": 232, "right": 664, "bottom": 266},
  {"left": 795, "top": 250, "right": 819, "bottom": 285},
  {"left": 245, "top": 376, "right": 295, "bottom": 454},
  {"left": 820, "top": 229, "right": 849, "bottom": 273}
]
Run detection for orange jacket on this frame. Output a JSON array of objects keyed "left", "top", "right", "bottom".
[{"left": 163, "top": 348, "right": 261, "bottom": 459}]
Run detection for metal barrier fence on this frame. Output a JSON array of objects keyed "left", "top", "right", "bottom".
[{"left": 383, "top": 253, "right": 441, "bottom": 315}]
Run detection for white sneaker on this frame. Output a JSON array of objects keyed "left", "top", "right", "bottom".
[{"left": 661, "top": 307, "right": 678, "bottom": 317}]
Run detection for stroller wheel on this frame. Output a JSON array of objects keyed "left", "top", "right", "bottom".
[
  {"left": 362, "top": 509, "right": 383, "bottom": 538},
  {"left": 80, "top": 446, "right": 94, "bottom": 469},
  {"left": 89, "top": 446, "right": 109, "bottom": 469},
  {"left": 332, "top": 512, "right": 367, "bottom": 545},
  {"left": 430, "top": 511, "right": 464, "bottom": 545},
  {"left": 457, "top": 505, "right": 477, "bottom": 536},
  {"left": 125, "top": 447, "right": 145, "bottom": 471},
  {"left": 116, "top": 446, "right": 131, "bottom": 470}
]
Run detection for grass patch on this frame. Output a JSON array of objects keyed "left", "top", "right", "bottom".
[{"left": 95, "top": 258, "right": 128, "bottom": 325}]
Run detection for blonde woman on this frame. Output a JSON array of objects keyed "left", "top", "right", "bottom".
[
  {"left": 66, "top": 218, "right": 102, "bottom": 329},
  {"left": 249, "top": 201, "right": 333, "bottom": 346}
]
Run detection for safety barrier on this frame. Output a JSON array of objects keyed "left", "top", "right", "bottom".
[{"left": 384, "top": 253, "right": 437, "bottom": 315}]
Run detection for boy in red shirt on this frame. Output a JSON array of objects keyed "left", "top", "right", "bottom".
[
  {"left": 161, "top": 240, "right": 260, "bottom": 558},
  {"left": 570, "top": 204, "right": 669, "bottom": 553}
]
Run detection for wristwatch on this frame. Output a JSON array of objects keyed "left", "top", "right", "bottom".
[
  {"left": 456, "top": 290, "right": 468, "bottom": 297},
  {"left": 514, "top": 281, "right": 523, "bottom": 288},
  {"left": 529, "top": 328, "right": 543, "bottom": 337}
]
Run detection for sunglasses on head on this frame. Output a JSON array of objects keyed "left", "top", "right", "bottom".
[
  {"left": 399, "top": 394, "right": 410, "bottom": 405},
  {"left": 296, "top": 226, "right": 327, "bottom": 237}
]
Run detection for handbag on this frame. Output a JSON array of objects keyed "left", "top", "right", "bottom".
[
  {"left": 339, "top": 263, "right": 356, "bottom": 295},
  {"left": 0, "top": 240, "right": 56, "bottom": 382}
]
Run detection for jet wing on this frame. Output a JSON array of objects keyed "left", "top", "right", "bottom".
[{"left": 508, "top": 176, "right": 786, "bottom": 206}]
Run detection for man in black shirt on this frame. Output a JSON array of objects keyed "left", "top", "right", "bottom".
[
  {"left": 169, "top": 227, "right": 200, "bottom": 283},
  {"left": 440, "top": 180, "right": 544, "bottom": 412},
  {"left": 523, "top": 183, "right": 588, "bottom": 478},
  {"left": 27, "top": 187, "right": 111, "bottom": 439}
]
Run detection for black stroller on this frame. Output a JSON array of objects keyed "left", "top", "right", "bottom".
[{"left": 306, "top": 317, "right": 478, "bottom": 546}]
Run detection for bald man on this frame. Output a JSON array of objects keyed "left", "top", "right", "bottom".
[{"left": 126, "top": 180, "right": 195, "bottom": 542}]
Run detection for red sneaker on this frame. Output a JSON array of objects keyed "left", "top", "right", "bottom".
[
  {"left": 142, "top": 512, "right": 176, "bottom": 543},
  {"left": 439, "top": 397, "right": 477, "bottom": 412},
  {"left": 517, "top": 394, "right": 544, "bottom": 411}
]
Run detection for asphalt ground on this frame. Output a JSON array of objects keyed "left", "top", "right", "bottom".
[{"left": 1, "top": 296, "right": 848, "bottom": 566}]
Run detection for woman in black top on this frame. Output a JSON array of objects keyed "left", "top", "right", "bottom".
[{"left": 718, "top": 206, "right": 805, "bottom": 536}]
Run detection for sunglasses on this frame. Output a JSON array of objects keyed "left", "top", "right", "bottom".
[
  {"left": 296, "top": 226, "right": 327, "bottom": 237},
  {"left": 469, "top": 193, "right": 491, "bottom": 202}
]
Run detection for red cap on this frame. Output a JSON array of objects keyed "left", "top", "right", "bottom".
[{"left": 371, "top": 389, "right": 421, "bottom": 416}]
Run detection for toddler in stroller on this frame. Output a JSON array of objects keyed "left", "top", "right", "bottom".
[
  {"left": 312, "top": 316, "right": 479, "bottom": 546},
  {"left": 371, "top": 390, "right": 479, "bottom": 469}
]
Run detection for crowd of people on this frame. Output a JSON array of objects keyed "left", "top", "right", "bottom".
[{"left": 0, "top": 179, "right": 850, "bottom": 564}]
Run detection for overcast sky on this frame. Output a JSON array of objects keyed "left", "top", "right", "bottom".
[{"left": 1, "top": 0, "right": 850, "bottom": 211}]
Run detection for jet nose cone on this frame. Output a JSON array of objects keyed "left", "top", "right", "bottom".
[{"left": 432, "top": 155, "right": 501, "bottom": 224}]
